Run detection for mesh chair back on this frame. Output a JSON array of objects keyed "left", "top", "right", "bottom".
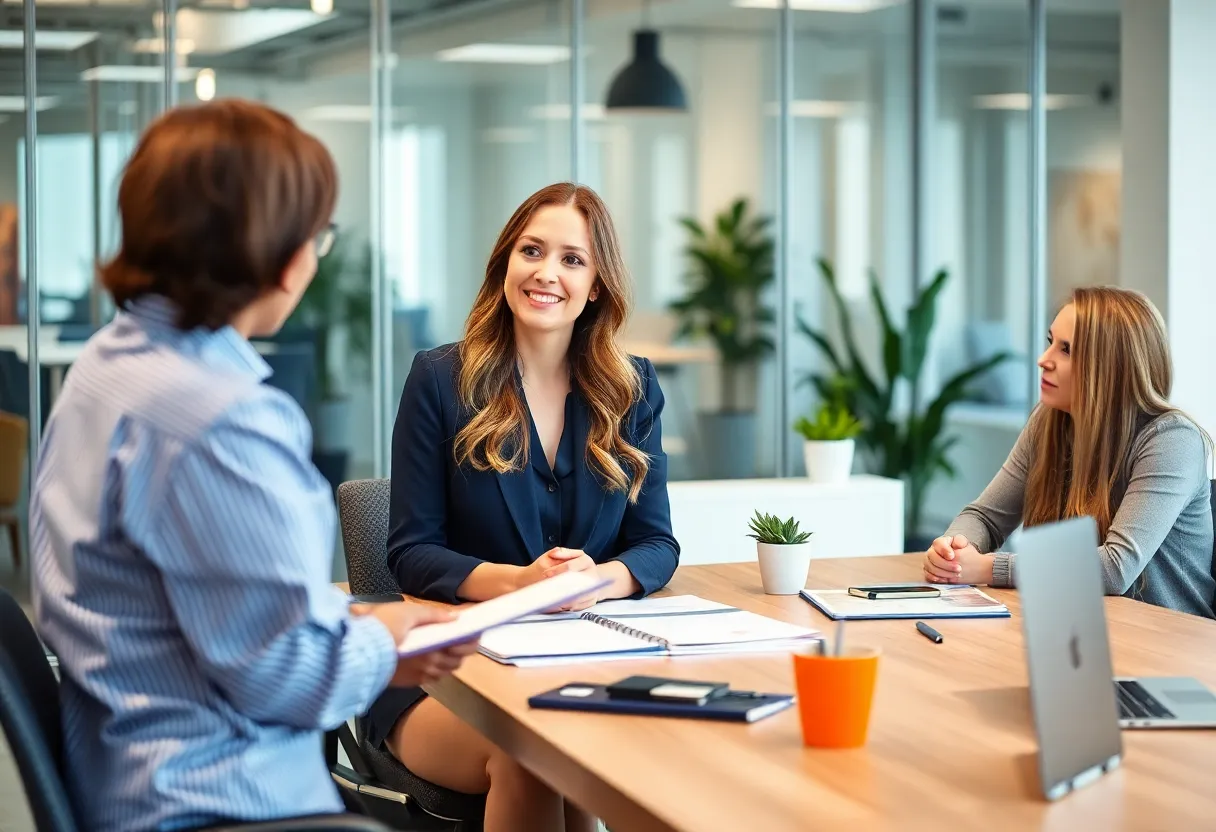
[{"left": 336, "top": 479, "right": 400, "bottom": 596}]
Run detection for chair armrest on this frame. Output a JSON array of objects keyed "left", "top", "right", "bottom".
[{"left": 209, "top": 814, "right": 389, "bottom": 831}]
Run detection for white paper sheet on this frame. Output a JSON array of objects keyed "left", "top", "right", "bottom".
[{"left": 395, "top": 571, "right": 609, "bottom": 657}]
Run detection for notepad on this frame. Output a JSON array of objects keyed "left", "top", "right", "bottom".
[
  {"left": 528, "top": 684, "right": 795, "bottom": 723},
  {"left": 478, "top": 596, "right": 822, "bottom": 667},
  {"left": 799, "top": 585, "right": 1010, "bottom": 621}
]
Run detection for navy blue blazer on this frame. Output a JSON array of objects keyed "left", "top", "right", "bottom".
[{"left": 386, "top": 343, "right": 680, "bottom": 603}]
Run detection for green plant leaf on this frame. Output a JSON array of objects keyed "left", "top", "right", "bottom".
[
  {"left": 817, "top": 258, "right": 882, "bottom": 411},
  {"left": 678, "top": 217, "right": 706, "bottom": 239},
  {"left": 867, "top": 269, "right": 902, "bottom": 389},
  {"left": 746, "top": 509, "right": 812, "bottom": 544},
  {"left": 793, "top": 399, "right": 862, "bottom": 441},
  {"left": 903, "top": 268, "right": 949, "bottom": 381},
  {"left": 920, "top": 351, "right": 1012, "bottom": 450},
  {"left": 671, "top": 198, "right": 776, "bottom": 373},
  {"left": 795, "top": 312, "right": 844, "bottom": 374}
]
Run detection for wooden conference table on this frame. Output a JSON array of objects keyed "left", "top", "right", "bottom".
[{"left": 410, "top": 555, "right": 1216, "bottom": 831}]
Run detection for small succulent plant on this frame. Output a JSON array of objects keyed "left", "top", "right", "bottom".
[{"left": 746, "top": 510, "right": 812, "bottom": 545}]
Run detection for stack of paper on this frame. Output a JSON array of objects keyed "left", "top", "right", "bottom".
[
  {"left": 478, "top": 594, "right": 822, "bottom": 667},
  {"left": 394, "top": 571, "right": 610, "bottom": 657}
]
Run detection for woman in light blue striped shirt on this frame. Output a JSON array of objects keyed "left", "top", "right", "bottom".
[{"left": 29, "top": 99, "right": 476, "bottom": 832}]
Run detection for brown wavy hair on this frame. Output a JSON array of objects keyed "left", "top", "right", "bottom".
[
  {"left": 454, "top": 183, "right": 649, "bottom": 501},
  {"left": 101, "top": 99, "right": 337, "bottom": 330},
  {"left": 1024, "top": 286, "right": 1209, "bottom": 537}
]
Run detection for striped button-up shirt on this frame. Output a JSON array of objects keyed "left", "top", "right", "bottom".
[{"left": 30, "top": 296, "right": 398, "bottom": 832}]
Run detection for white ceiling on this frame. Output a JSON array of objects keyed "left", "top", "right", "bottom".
[{"left": 0, "top": 0, "right": 1120, "bottom": 105}]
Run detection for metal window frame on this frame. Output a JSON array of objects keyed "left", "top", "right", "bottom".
[
  {"left": 1027, "top": 0, "right": 1047, "bottom": 410},
  {"left": 22, "top": 0, "right": 40, "bottom": 465}
]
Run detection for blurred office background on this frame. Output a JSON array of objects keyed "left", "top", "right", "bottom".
[{"left": 0, "top": 0, "right": 1173, "bottom": 591}]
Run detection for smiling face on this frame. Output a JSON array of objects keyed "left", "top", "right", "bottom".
[
  {"left": 1038, "top": 302, "right": 1076, "bottom": 412},
  {"left": 502, "top": 204, "right": 600, "bottom": 336}
]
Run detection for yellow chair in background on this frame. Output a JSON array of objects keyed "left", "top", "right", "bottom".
[{"left": 0, "top": 411, "right": 28, "bottom": 571}]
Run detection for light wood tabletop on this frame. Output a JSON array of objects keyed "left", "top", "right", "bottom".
[{"left": 420, "top": 555, "right": 1216, "bottom": 832}]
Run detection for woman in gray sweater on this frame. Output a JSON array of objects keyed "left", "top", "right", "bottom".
[{"left": 924, "top": 286, "right": 1215, "bottom": 619}]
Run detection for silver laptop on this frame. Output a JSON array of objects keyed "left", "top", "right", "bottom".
[{"left": 1016, "top": 516, "right": 1216, "bottom": 800}]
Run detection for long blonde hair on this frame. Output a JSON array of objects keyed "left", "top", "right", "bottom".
[
  {"left": 454, "top": 183, "right": 649, "bottom": 502},
  {"left": 1024, "top": 286, "right": 1207, "bottom": 537}
]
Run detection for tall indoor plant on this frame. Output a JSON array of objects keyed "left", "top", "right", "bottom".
[
  {"left": 287, "top": 234, "right": 372, "bottom": 486},
  {"left": 796, "top": 258, "right": 1010, "bottom": 546},
  {"left": 669, "top": 197, "right": 775, "bottom": 478}
]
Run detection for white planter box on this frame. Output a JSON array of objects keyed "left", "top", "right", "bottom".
[{"left": 667, "top": 475, "right": 904, "bottom": 565}]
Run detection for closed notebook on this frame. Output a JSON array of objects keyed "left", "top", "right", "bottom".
[
  {"left": 799, "top": 585, "right": 1010, "bottom": 620},
  {"left": 478, "top": 595, "right": 821, "bottom": 667},
  {"left": 528, "top": 683, "right": 795, "bottom": 723}
]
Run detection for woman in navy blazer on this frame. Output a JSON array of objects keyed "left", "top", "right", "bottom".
[{"left": 366, "top": 182, "right": 679, "bottom": 832}]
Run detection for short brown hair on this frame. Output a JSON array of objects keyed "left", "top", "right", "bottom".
[{"left": 101, "top": 98, "right": 337, "bottom": 330}]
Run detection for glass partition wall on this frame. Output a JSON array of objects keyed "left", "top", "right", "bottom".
[{"left": 4, "top": 0, "right": 1068, "bottom": 591}]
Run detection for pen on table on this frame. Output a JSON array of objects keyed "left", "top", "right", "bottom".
[{"left": 916, "top": 621, "right": 943, "bottom": 644}]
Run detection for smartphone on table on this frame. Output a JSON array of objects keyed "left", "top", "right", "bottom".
[{"left": 847, "top": 585, "right": 941, "bottom": 600}]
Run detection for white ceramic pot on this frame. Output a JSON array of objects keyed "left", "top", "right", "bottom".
[
  {"left": 802, "top": 438, "right": 856, "bottom": 484},
  {"left": 756, "top": 541, "right": 812, "bottom": 595}
]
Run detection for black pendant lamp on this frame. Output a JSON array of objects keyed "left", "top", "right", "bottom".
[{"left": 605, "top": 2, "right": 687, "bottom": 112}]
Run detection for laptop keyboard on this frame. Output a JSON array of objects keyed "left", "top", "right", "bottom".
[{"left": 1115, "top": 680, "right": 1176, "bottom": 720}]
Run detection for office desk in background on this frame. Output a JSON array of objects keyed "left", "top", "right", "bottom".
[
  {"left": 425, "top": 556, "right": 1216, "bottom": 831},
  {"left": 619, "top": 340, "right": 715, "bottom": 477}
]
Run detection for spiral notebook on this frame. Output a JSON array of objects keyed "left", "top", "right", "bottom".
[{"left": 478, "top": 596, "right": 821, "bottom": 667}]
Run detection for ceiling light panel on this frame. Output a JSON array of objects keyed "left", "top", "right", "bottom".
[
  {"left": 0, "top": 30, "right": 98, "bottom": 50},
  {"left": 81, "top": 66, "right": 200, "bottom": 82},
  {"left": 436, "top": 43, "right": 571, "bottom": 65}
]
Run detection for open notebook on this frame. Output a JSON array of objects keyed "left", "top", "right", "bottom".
[{"left": 478, "top": 595, "right": 822, "bottom": 667}]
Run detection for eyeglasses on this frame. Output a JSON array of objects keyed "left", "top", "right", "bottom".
[{"left": 315, "top": 222, "right": 337, "bottom": 258}]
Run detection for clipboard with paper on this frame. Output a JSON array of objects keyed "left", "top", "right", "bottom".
[{"left": 799, "top": 584, "right": 1010, "bottom": 621}]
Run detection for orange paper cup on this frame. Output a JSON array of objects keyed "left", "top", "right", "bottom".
[{"left": 792, "top": 647, "right": 880, "bottom": 748}]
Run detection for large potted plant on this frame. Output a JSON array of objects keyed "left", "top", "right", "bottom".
[
  {"left": 287, "top": 234, "right": 372, "bottom": 489},
  {"left": 796, "top": 258, "right": 1010, "bottom": 549},
  {"left": 669, "top": 197, "right": 775, "bottom": 479}
]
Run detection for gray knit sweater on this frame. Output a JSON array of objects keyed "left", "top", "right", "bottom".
[{"left": 944, "top": 411, "right": 1215, "bottom": 619}]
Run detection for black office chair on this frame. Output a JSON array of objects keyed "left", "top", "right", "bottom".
[
  {"left": 333, "top": 478, "right": 487, "bottom": 831},
  {"left": 0, "top": 588, "right": 390, "bottom": 832}
]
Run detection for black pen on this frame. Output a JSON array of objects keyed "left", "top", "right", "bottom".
[{"left": 916, "top": 621, "right": 943, "bottom": 644}]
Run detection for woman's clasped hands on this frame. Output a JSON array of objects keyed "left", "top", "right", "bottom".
[{"left": 922, "top": 534, "right": 995, "bottom": 585}]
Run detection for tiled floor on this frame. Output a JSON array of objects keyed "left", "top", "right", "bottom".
[
  {"left": 1, "top": 554, "right": 36, "bottom": 832},
  {"left": 1, "top": 733, "right": 36, "bottom": 832}
]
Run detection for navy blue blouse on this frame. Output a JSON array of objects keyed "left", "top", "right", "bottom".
[{"left": 529, "top": 393, "right": 576, "bottom": 551}]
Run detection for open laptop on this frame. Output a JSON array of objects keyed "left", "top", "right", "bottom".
[{"left": 1015, "top": 516, "right": 1216, "bottom": 800}]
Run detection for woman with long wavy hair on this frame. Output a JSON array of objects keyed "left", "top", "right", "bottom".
[
  {"left": 923, "top": 286, "right": 1214, "bottom": 619},
  {"left": 366, "top": 182, "right": 680, "bottom": 830}
]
